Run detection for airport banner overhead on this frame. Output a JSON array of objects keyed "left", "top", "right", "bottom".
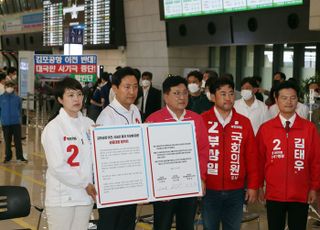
[{"left": 34, "top": 54, "right": 97, "bottom": 82}]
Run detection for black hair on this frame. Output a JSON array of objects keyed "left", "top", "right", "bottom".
[
  {"left": 204, "top": 70, "right": 219, "bottom": 79},
  {"left": 100, "top": 72, "right": 109, "bottom": 81},
  {"left": 274, "top": 81, "right": 299, "bottom": 99},
  {"left": 162, "top": 75, "right": 188, "bottom": 94},
  {"left": 209, "top": 77, "right": 234, "bottom": 94},
  {"left": 220, "top": 73, "right": 234, "bottom": 82},
  {"left": 134, "top": 68, "right": 141, "bottom": 82},
  {"left": 47, "top": 77, "right": 83, "bottom": 123},
  {"left": 187, "top": 70, "right": 203, "bottom": 82},
  {"left": 54, "top": 77, "right": 83, "bottom": 101},
  {"left": 7, "top": 66, "right": 17, "bottom": 75},
  {"left": 273, "top": 71, "right": 286, "bottom": 81},
  {"left": 4, "top": 81, "right": 15, "bottom": 87},
  {"left": 0, "top": 72, "right": 6, "bottom": 81},
  {"left": 142, "top": 71, "right": 153, "bottom": 80},
  {"left": 205, "top": 76, "right": 218, "bottom": 89},
  {"left": 252, "top": 75, "right": 262, "bottom": 84},
  {"left": 240, "top": 77, "right": 258, "bottom": 88},
  {"left": 111, "top": 66, "right": 139, "bottom": 87}
]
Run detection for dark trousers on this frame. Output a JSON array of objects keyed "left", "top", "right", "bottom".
[
  {"left": 153, "top": 197, "right": 198, "bottom": 230},
  {"left": 2, "top": 124, "right": 23, "bottom": 161},
  {"left": 266, "top": 200, "right": 309, "bottom": 230},
  {"left": 202, "top": 189, "right": 244, "bottom": 230},
  {"left": 97, "top": 204, "right": 136, "bottom": 230}
]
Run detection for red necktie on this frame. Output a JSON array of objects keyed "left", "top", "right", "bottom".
[{"left": 285, "top": 120, "right": 290, "bottom": 133}]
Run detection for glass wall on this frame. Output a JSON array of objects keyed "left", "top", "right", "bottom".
[{"left": 209, "top": 43, "right": 317, "bottom": 100}]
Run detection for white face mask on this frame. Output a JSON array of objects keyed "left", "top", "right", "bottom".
[
  {"left": 241, "top": 89, "right": 253, "bottom": 101},
  {"left": 141, "top": 80, "right": 151, "bottom": 87},
  {"left": 206, "top": 91, "right": 211, "bottom": 101},
  {"left": 188, "top": 83, "right": 200, "bottom": 93},
  {"left": 5, "top": 87, "right": 14, "bottom": 94}
]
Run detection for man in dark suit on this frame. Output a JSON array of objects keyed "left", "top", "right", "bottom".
[{"left": 141, "top": 71, "right": 162, "bottom": 121}]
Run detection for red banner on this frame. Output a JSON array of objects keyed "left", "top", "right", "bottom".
[{"left": 35, "top": 64, "right": 97, "bottom": 74}]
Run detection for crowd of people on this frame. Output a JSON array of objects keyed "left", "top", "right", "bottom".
[
  {"left": 2, "top": 64, "right": 318, "bottom": 230},
  {"left": 42, "top": 67, "right": 320, "bottom": 230}
]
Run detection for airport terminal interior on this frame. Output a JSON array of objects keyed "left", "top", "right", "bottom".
[{"left": 0, "top": 0, "right": 320, "bottom": 229}]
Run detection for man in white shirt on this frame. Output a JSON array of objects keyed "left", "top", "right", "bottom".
[
  {"left": 96, "top": 67, "right": 141, "bottom": 230},
  {"left": 234, "top": 77, "right": 270, "bottom": 135}
]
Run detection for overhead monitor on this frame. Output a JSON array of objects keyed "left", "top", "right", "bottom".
[
  {"left": 43, "top": 0, "right": 111, "bottom": 46},
  {"left": 163, "top": 0, "right": 303, "bottom": 19}
]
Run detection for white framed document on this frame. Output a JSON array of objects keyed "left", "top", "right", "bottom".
[{"left": 91, "top": 121, "right": 202, "bottom": 208}]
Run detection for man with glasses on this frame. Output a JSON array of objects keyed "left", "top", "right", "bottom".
[
  {"left": 146, "top": 75, "right": 209, "bottom": 230},
  {"left": 257, "top": 81, "right": 320, "bottom": 230},
  {"left": 201, "top": 77, "right": 259, "bottom": 230}
]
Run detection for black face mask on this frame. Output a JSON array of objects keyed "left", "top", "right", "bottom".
[{"left": 272, "top": 80, "right": 280, "bottom": 87}]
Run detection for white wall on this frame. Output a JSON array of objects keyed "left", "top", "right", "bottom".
[{"left": 123, "top": 0, "right": 169, "bottom": 89}]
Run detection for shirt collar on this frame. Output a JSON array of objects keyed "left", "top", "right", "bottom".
[
  {"left": 214, "top": 106, "right": 233, "bottom": 127},
  {"left": 143, "top": 86, "right": 150, "bottom": 92},
  {"left": 113, "top": 97, "right": 135, "bottom": 113},
  {"left": 166, "top": 105, "right": 186, "bottom": 121},
  {"left": 240, "top": 96, "right": 258, "bottom": 109},
  {"left": 279, "top": 113, "right": 296, "bottom": 128}
]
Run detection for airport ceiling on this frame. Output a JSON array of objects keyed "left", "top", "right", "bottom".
[{"left": 0, "top": 0, "right": 43, "bottom": 14}]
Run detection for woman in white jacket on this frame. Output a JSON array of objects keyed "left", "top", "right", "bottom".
[{"left": 41, "top": 77, "right": 96, "bottom": 230}]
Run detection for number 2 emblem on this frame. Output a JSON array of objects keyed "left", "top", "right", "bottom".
[
  {"left": 67, "top": 145, "right": 80, "bottom": 167},
  {"left": 272, "top": 139, "right": 281, "bottom": 151}
]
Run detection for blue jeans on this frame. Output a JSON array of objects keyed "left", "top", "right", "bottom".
[{"left": 202, "top": 189, "right": 244, "bottom": 230}]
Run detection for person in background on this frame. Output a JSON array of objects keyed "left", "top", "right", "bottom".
[
  {"left": 202, "top": 70, "right": 219, "bottom": 91},
  {"left": 87, "top": 79, "right": 104, "bottom": 122},
  {"left": 96, "top": 67, "right": 141, "bottom": 230},
  {"left": 307, "top": 81, "right": 320, "bottom": 131},
  {"left": 146, "top": 75, "right": 209, "bottom": 230},
  {"left": 0, "top": 81, "right": 26, "bottom": 163},
  {"left": 305, "top": 81, "right": 320, "bottom": 228},
  {"left": 41, "top": 77, "right": 96, "bottom": 230},
  {"left": 6, "top": 66, "right": 17, "bottom": 84},
  {"left": 257, "top": 81, "right": 320, "bottom": 230},
  {"left": 220, "top": 73, "right": 242, "bottom": 100},
  {"left": 187, "top": 70, "right": 212, "bottom": 114},
  {"left": 0, "top": 72, "right": 6, "bottom": 95},
  {"left": 265, "top": 72, "right": 287, "bottom": 106},
  {"left": 204, "top": 77, "right": 218, "bottom": 105},
  {"left": 252, "top": 76, "right": 264, "bottom": 102},
  {"left": 234, "top": 77, "right": 270, "bottom": 135},
  {"left": 140, "top": 71, "right": 162, "bottom": 122},
  {"left": 100, "top": 72, "right": 111, "bottom": 108},
  {"left": 201, "top": 77, "right": 259, "bottom": 230}
]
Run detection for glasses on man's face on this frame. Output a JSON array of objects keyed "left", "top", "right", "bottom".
[{"left": 171, "top": 91, "right": 188, "bottom": 98}]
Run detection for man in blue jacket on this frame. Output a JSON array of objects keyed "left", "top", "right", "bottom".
[{"left": 0, "top": 81, "right": 27, "bottom": 163}]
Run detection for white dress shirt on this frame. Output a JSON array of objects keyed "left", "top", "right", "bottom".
[
  {"left": 96, "top": 97, "right": 141, "bottom": 126},
  {"left": 279, "top": 113, "right": 296, "bottom": 128},
  {"left": 234, "top": 97, "right": 271, "bottom": 135},
  {"left": 214, "top": 106, "right": 232, "bottom": 128}
]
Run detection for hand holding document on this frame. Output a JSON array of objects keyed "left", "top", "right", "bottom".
[{"left": 91, "top": 122, "right": 202, "bottom": 208}]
